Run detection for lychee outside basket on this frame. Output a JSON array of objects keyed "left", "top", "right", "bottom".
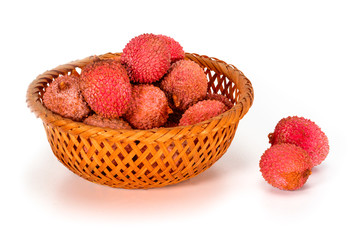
[{"left": 26, "top": 52, "right": 254, "bottom": 189}]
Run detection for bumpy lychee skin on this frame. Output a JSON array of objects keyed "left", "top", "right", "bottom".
[
  {"left": 43, "top": 75, "right": 91, "bottom": 121},
  {"left": 120, "top": 33, "right": 171, "bottom": 83},
  {"left": 161, "top": 59, "right": 208, "bottom": 111},
  {"left": 269, "top": 116, "right": 329, "bottom": 167},
  {"left": 80, "top": 59, "right": 131, "bottom": 118},
  {"left": 205, "top": 93, "right": 233, "bottom": 111},
  {"left": 179, "top": 100, "right": 226, "bottom": 126},
  {"left": 83, "top": 114, "right": 132, "bottom": 130},
  {"left": 125, "top": 84, "right": 170, "bottom": 130},
  {"left": 260, "top": 144, "right": 312, "bottom": 191},
  {"left": 158, "top": 35, "right": 185, "bottom": 63}
]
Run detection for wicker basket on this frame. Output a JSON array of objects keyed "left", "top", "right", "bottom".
[{"left": 26, "top": 52, "right": 254, "bottom": 189}]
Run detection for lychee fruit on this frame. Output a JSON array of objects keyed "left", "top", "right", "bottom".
[
  {"left": 179, "top": 100, "right": 226, "bottom": 126},
  {"left": 43, "top": 74, "right": 91, "bottom": 121},
  {"left": 157, "top": 34, "right": 185, "bottom": 63},
  {"left": 80, "top": 59, "right": 131, "bottom": 118},
  {"left": 161, "top": 59, "right": 208, "bottom": 111},
  {"left": 205, "top": 93, "right": 233, "bottom": 111},
  {"left": 259, "top": 143, "right": 312, "bottom": 191},
  {"left": 83, "top": 114, "right": 132, "bottom": 130},
  {"left": 125, "top": 84, "right": 171, "bottom": 130},
  {"left": 268, "top": 116, "right": 329, "bottom": 167},
  {"left": 120, "top": 33, "right": 171, "bottom": 83}
]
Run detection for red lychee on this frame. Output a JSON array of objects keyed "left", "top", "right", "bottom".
[
  {"left": 204, "top": 93, "right": 233, "bottom": 111},
  {"left": 120, "top": 33, "right": 171, "bottom": 83},
  {"left": 125, "top": 84, "right": 171, "bottom": 130},
  {"left": 83, "top": 114, "right": 132, "bottom": 130},
  {"left": 260, "top": 143, "right": 312, "bottom": 191},
  {"left": 80, "top": 59, "right": 131, "bottom": 119},
  {"left": 43, "top": 75, "right": 91, "bottom": 121},
  {"left": 157, "top": 34, "right": 185, "bottom": 63},
  {"left": 269, "top": 116, "right": 329, "bottom": 167},
  {"left": 179, "top": 100, "right": 226, "bottom": 126},
  {"left": 161, "top": 59, "right": 208, "bottom": 111}
]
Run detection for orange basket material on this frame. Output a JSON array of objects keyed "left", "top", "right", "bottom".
[{"left": 26, "top": 52, "right": 254, "bottom": 189}]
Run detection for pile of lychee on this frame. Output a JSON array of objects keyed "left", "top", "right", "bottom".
[
  {"left": 260, "top": 116, "right": 329, "bottom": 191},
  {"left": 43, "top": 33, "right": 233, "bottom": 130}
]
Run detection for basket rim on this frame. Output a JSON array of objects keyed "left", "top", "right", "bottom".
[{"left": 26, "top": 52, "right": 254, "bottom": 143}]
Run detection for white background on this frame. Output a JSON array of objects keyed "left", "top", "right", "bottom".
[{"left": 1, "top": 0, "right": 359, "bottom": 239}]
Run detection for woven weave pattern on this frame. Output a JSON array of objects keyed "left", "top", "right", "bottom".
[{"left": 27, "top": 53, "right": 254, "bottom": 189}]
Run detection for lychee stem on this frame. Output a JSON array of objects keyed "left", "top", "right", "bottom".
[
  {"left": 172, "top": 95, "right": 180, "bottom": 107},
  {"left": 268, "top": 133, "right": 274, "bottom": 144},
  {"left": 59, "top": 81, "right": 68, "bottom": 90},
  {"left": 303, "top": 169, "right": 312, "bottom": 178},
  {"left": 167, "top": 106, "right": 173, "bottom": 114}
]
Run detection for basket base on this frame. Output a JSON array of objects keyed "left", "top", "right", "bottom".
[{"left": 44, "top": 122, "right": 237, "bottom": 189}]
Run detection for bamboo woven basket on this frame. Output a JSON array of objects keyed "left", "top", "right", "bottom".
[{"left": 26, "top": 52, "right": 254, "bottom": 189}]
